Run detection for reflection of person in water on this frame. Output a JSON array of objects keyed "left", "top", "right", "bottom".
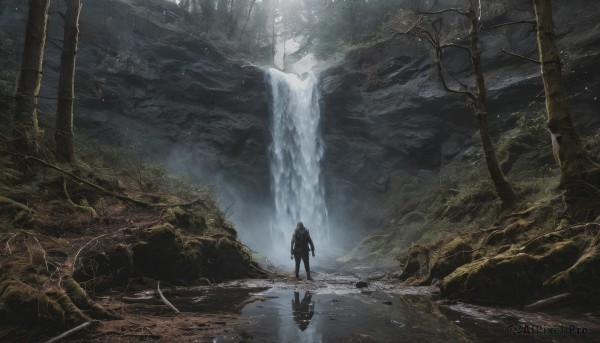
[{"left": 292, "top": 291, "right": 314, "bottom": 331}]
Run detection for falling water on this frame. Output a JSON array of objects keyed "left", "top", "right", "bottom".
[{"left": 266, "top": 68, "right": 329, "bottom": 261}]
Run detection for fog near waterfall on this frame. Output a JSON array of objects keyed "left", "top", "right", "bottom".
[{"left": 163, "top": 68, "right": 354, "bottom": 266}]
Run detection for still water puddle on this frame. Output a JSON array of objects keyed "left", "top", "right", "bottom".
[
  {"left": 118, "top": 283, "right": 597, "bottom": 342},
  {"left": 211, "top": 288, "right": 597, "bottom": 343}
]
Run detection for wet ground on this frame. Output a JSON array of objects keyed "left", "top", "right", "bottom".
[{"left": 60, "top": 267, "right": 598, "bottom": 343}]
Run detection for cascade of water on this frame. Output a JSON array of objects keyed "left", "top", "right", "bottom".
[{"left": 266, "top": 68, "right": 329, "bottom": 261}]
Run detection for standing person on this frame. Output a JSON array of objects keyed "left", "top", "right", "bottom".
[{"left": 291, "top": 222, "right": 315, "bottom": 280}]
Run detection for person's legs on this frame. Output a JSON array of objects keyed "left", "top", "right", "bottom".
[
  {"left": 294, "top": 253, "right": 301, "bottom": 278},
  {"left": 302, "top": 251, "right": 311, "bottom": 280}
]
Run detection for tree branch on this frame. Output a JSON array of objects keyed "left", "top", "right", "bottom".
[
  {"left": 71, "top": 234, "right": 109, "bottom": 275},
  {"left": 436, "top": 46, "right": 476, "bottom": 101},
  {"left": 441, "top": 43, "right": 471, "bottom": 55},
  {"left": 501, "top": 49, "right": 540, "bottom": 64},
  {"left": 485, "top": 20, "right": 536, "bottom": 30},
  {"left": 421, "top": 8, "right": 470, "bottom": 17},
  {"left": 2, "top": 152, "right": 207, "bottom": 209}
]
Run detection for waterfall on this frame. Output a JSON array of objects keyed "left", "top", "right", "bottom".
[{"left": 266, "top": 68, "right": 329, "bottom": 260}]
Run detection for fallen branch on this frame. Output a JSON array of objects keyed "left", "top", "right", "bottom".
[
  {"left": 71, "top": 234, "right": 109, "bottom": 275},
  {"left": 157, "top": 280, "right": 180, "bottom": 314},
  {"left": 45, "top": 320, "right": 96, "bottom": 343},
  {"left": 19, "top": 154, "right": 206, "bottom": 208},
  {"left": 3, "top": 232, "right": 21, "bottom": 255},
  {"left": 523, "top": 293, "right": 584, "bottom": 311}
]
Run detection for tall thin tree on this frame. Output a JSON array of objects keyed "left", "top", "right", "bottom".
[
  {"left": 55, "top": 0, "right": 81, "bottom": 163},
  {"left": 401, "top": 4, "right": 519, "bottom": 205},
  {"left": 533, "top": 0, "right": 600, "bottom": 214},
  {"left": 12, "top": 0, "right": 51, "bottom": 161}
]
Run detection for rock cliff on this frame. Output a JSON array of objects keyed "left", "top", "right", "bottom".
[
  {"left": 2, "top": 0, "right": 599, "bottom": 249},
  {"left": 319, "top": 0, "right": 600, "bottom": 236}
]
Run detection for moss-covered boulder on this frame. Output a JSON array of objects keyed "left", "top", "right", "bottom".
[
  {"left": 398, "top": 235, "right": 473, "bottom": 286},
  {"left": 544, "top": 245, "right": 600, "bottom": 293},
  {"left": 161, "top": 206, "right": 207, "bottom": 234},
  {"left": 131, "top": 223, "right": 263, "bottom": 284},
  {"left": 441, "top": 253, "right": 542, "bottom": 304},
  {"left": 428, "top": 237, "right": 473, "bottom": 281},
  {"left": 132, "top": 223, "right": 200, "bottom": 282},
  {"left": 441, "top": 239, "right": 582, "bottom": 304}
]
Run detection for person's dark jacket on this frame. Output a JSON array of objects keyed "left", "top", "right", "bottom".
[{"left": 291, "top": 226, "right": 315, "bottom": 256}]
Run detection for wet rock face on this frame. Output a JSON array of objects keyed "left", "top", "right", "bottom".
[
  {"left": 319, "top": 0, "right": 600, "bottom": 230},
  {"left": 0, "top": 0, "right": 271, "bottom": 203},
  {"left": 2, "top": 1, "right": 600, "bottom": 238}
]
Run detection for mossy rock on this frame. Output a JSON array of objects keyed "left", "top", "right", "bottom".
[
  {"left": 441, "top": 238, "right": 583, "bottom": 305},
  {"left": 0, "top": 279, "right": 82, "bottom": 328},
  {"left": 161, "top": 206, "right": 207, "bottom": 233},
  {"left": 484, "top": 220, "right": 532, "bottom": 246},
  {"left": 131, "top": 223, "right": 262, "bottom": 284},
  {"left": 74, "top": 243, "right": 134, "bottom": 293},
  {"left": 398, "top": 245, "right": 430, "bottom": 282},
  {"left": 198, "top": 237, "right": 261, "bottom": 280},
  {"left": 428, "top": 237, "right": 472, "bottom": 283},
  {"left": 544, "top": 245, "right": 600, "bottom": 293},
  {"left": 132, "top": 223, "right": 201, "bottom": 282},
  {"left": 441, "top": 253, "right": 542, "bottom": 304}
]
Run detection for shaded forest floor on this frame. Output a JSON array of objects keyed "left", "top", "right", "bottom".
[{"left": 0, "top": 137, "right": 265, "bottom": 342}]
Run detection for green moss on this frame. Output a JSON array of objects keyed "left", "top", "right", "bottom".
[
  {"left": 0, "top": 279, "right": 65, "bottom": 325},
  {"left": 442, "top": 253, "right": 542, "bottom": 304},
  {"left": 161, "top": 206, "right": 207, "bottom": 234},
  {"left": 428, "top": 237, "right": 472, "bottom": 281},
  {"left": 147, "top": 223, "right": 180, "bottom": 241},
  {"left": 63, "top": 276, "right": 89, "bottom": 307},
  {"left": 545, "top": 246, "right": 600, "bottom": 292}
]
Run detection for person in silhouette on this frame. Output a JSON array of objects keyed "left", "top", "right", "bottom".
[
  {"left": 292, "top": 290, "right": 314, "bottom": 331},
  {"left": 291, "top": 222, "right": 315, "bottom": 280}
]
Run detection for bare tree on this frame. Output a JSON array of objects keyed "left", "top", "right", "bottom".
[
  {"left": 55, "top": 0, "right": 81, "bottom": 163},
  {"left": 533, "top": 0, "right": 600, "bottom": 213},
  {"left": 394, "top": 2, "right": 518, "bottom": 206},
  {"left": 12, "top": 0, "right": 51, "bottom": 163}
]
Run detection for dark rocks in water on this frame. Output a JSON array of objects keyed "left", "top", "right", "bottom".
[{"left": 356, "top": 281, "right": 369, "bottom": 288}]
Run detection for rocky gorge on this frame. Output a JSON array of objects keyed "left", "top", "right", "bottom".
[
  {"left": 2, "top": 0, "right": 600, "bottom": 340},
  {"left": 2, "top": 0, "right": 599, "bottom": 251}
]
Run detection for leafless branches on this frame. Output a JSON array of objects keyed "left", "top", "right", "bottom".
[
  {"left": 71, "top": 234, "right": 109, "bottom": 275},
  {"left": 501, "top": 48, "right": 540, "bottom": 64},
  {"left": 485, "top": 20, "right": 536, "bottom": 30}
]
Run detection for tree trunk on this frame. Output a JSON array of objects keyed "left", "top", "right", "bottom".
[
  {"left": 533, "top": 0, "right": 599, "bottom": 218},
  {"left": 55, "top": 0, "right": 81, "bottom": 163},
  {"left": 12, "top": 0, "right": 51, "bottom": 161},
  {"left": 216, "top": 0, "right": 229, "bottom": 29},
  {"left": 468, "top": 9, "right": 518, "bottom": 206},
  {"left": 238, "top": 0, "right": 256, "bottom": 39}
]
